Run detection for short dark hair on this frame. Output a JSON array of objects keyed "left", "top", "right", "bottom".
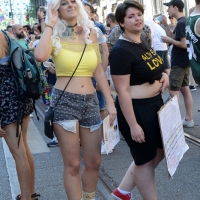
[
  {"left": 106, "top": 13, "right": 116, "bottom": 23},
  {"left": 82, "top": 1, "right": 95, "bottom": 14},
  {"left": 6, "top": 25, "right": 12, "bottom": 30},
  {"left": 115, "top": 0, "right": 144, "bottom": 32},
  {"left": 37, "top": 24, "right": 41, "bottom": 33},
  {"left": 23, "top": 25, "right": 31, "bottom": 31},
  {"left": 196, "top": 0, "right": 200, "bottom": 5},
  {"left": 172, "top": 5, "right": 183, "bottom": 12}
]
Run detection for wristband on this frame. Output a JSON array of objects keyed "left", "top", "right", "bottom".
[{"left": 45, "top": 25, "right": 53, "bottom": 30}]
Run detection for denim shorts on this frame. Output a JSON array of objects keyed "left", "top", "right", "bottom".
[
  {"left": 50, "top": 88, "right": 102, "bottom": 133},
  {"left": 91, "top": 77, "right": 106, "bottom": 110}
]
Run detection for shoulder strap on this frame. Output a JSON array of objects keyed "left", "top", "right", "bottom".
[
  {"left": 1, "top": 30, "right": 11, "bottom": 47},
  {"left": 54, "top": 44, "right": 87, "bottom": 108}
]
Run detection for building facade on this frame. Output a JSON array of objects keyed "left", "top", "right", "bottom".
[
  {"left": 91, "top": 0, "right": 195, "bottom": 23},
  {"left": 1, "top": 0, "right": 30, "bottom": 25}
]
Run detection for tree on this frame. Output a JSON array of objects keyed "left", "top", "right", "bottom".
[
  {"left": 26, "top": 0, "right": 36, "bottom": 19},
  {"left": 0, "top": 18, "right": 12, "bottom": 30}
]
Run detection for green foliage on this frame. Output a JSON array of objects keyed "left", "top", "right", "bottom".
[
  {"left": 26, "top": 0, "right": 36, "bottom": 19},
  {"left": 0, "top": 18, "right": 11, "bottom": 30}
]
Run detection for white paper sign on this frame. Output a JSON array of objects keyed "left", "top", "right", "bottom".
[
  {"left": 158, "top": 95, "right": 189, "bottom": 177},
  {"left": 103, "top": 116, "right": 120, "bottom": 155}
]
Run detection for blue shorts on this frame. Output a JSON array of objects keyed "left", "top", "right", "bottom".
[{"left": 91, "top": 77, "right": 106, "bottom": 111}]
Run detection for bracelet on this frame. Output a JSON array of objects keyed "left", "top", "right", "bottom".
[{"left": 45, "top": 25, "right": 53, "bottom": 30}]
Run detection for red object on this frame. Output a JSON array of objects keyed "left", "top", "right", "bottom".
[{"left": 111, "top": 188, "right": 133, "bottom": 200}]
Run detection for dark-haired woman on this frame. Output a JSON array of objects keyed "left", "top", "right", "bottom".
[{"left": 109, "top": 1, "right": 169, "bottom": 199}]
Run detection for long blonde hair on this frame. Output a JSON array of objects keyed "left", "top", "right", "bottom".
[{"left": 46, "top": 0, "right": 95, "bottom": 55}]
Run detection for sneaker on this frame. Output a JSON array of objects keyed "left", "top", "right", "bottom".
[
  {"left": 30, "top": 114, "right": 33, "bottom": 118},
  {"left": 189, "top": 85, "right": 196, "bottom": 92},
  {"left": 111, "top": 188, "right": 133, "bottom": 200},
  {"left": 101, "top": 143, "right": 113, "bottom": 155},
  {"left": 47, "top": 138, "right": 59, "bottom": 147},
  {"left": 182, "top": 117, "right": 194, "bottom": 128}
]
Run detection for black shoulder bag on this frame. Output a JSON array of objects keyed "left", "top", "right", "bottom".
[{"left": 44, "top": 44, "right": 87, "bottom": 139}]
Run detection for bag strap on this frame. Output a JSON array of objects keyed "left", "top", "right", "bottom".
[{"left": 53, "top": 44, "right": 87, "bottom": 109}]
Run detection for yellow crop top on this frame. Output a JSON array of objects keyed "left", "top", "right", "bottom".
[{"left": 51, "top": 40, "right": 102, "bottom": 77}]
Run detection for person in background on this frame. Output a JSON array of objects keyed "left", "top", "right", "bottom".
[
  {"left": 187, "top": 6, "right": 198, "bottom": 92},
  {"left": 12, "top": 24, "right": 29, "bottom": 49},
  {"left": 0, "top": 29, "right": 40, "bottom": 200},
  {"left": 107, "top": 19, "right": 152, "bottom": 52},
  {"left": 186, "top": 0, "right": 200, "bottom": 101},
  {"left": 168, "top": 16, "right": 177, "bottom": 31},
  {"left": 145, "top": 18, "right": 171, "bottom": 75},
  {"left": 109, "top": 1, "right": 169, "bottom": 199},
  {"left": 94, "top": 13, "right": 99, "bottom": 22},
  {"left": 23, "top": 24, "right": 31, "bottom": 43},
  {"left": 29, "top": 24, "right": 42, "bottom": 50},
  {"left": 162, "top": 0, "right": 194, "bottom": 128},
  {"left": 34, "top": 0, "right": 116, "bottom": 199},
  {"left": 83, "top": 1, "right": 109, "bottom": 120},
  {"left": 106, "top": 13, "right": 118, "bottom": 35},
  {"left": 105, "top": 26, "right": 111, "bottom": 36},
  {"left": 37, "top": 7, "right": 59, "bottom": 147},
  {"left": 6, "top": 25, "right": 13, "bottom": 35},
  {"left": 83, "top": 1, "right": 111, "bottom": 155},
  {"left": 43, "top": 59, "right": 59, "bottom": 147},
  {"left": 83, "top": 1, "right": 106, "bottom": 35}
]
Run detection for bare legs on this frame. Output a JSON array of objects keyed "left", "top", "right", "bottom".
[
  {"left": 3, "top": 115, "right": 35, "bottom": 200},
  {"left": 54, "top": 123, "right": 102, "bottom": 200},
  {"left": 170, "top": 86, "right": 193, "bottom": 121},
  {"left": 118, "top": 149, "right": 164, "bottom": 200}
]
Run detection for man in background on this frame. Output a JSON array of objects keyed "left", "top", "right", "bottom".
[
  {"left": 186, "top": 0, "right": 200, "bottom": 95},
  {"left": 6, "top": 25, "right": 13, "bottom": 35},
  {"left": 106, "top": 13, "right": 118, "bottom": 35},
  {"left": 162, "top": 0, "right": 194, "bottom": 127}
]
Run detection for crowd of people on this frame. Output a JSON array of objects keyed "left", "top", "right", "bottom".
[{"left": 0, "top": 0, "right": 199, "bottom": 199}]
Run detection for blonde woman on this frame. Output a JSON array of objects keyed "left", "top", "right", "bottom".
[{"left": 34, "top": 0, "right": 116, "bottom": 200}]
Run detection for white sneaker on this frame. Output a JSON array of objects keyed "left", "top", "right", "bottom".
[
  {"left": 101, "top": 143, "right": 113, "bottom": 155},
  {"left": 30, "top": 114, "right": 33, "bottom": 118},
  {"left": 182, "top": 117, "right": 194, "bottom": 128}
]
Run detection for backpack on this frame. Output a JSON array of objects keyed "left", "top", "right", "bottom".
[
  {"left": 2, "top": 31, "right": 45, "bottom": 144},
  {"left": 2, "top": 30, "right": 45, "bottom": 100}
]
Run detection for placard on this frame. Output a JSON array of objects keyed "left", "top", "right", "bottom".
[
  {"left": 103, "top": 116, "right": 120, "bottom": 155},
  {"left": 158, "top": 95, "right": 189, "bottom": 177}
]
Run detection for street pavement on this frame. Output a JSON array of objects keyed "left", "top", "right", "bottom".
[{"left": 0, "top": 88, "right": 200, "bottom": 200}]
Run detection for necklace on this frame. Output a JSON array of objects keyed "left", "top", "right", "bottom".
[
  {"left": 67, "top": 23, "right": 77, "bottom": 28},
  {"left": 122, "top": 33, "right": 142, "bottom": 44},
  {"left": 63, "top": 23, "right": 81, "bottom": 40}
]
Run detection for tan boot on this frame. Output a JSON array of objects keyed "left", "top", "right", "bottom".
[{"left": 82, "top": 191, "right": 95, "bottom": 200}]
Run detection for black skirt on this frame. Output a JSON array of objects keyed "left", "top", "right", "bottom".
[
  {"left": 0, "top": 64, "right": 33, "bottom": 128},
  {"left": 115, "top": 93, "right": 164, "bottom": 166}
]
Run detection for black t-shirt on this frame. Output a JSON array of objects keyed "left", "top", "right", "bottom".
[
  {"left": 171, "top": 17, "right": 190, "bottom": 67},
  {"left": 109, "top": 39, "right": 165, "bottom": 85}
]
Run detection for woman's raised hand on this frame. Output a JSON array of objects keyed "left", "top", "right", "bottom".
[{"left": 47, "top": 3, "right": 59, "bottom": 27}]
